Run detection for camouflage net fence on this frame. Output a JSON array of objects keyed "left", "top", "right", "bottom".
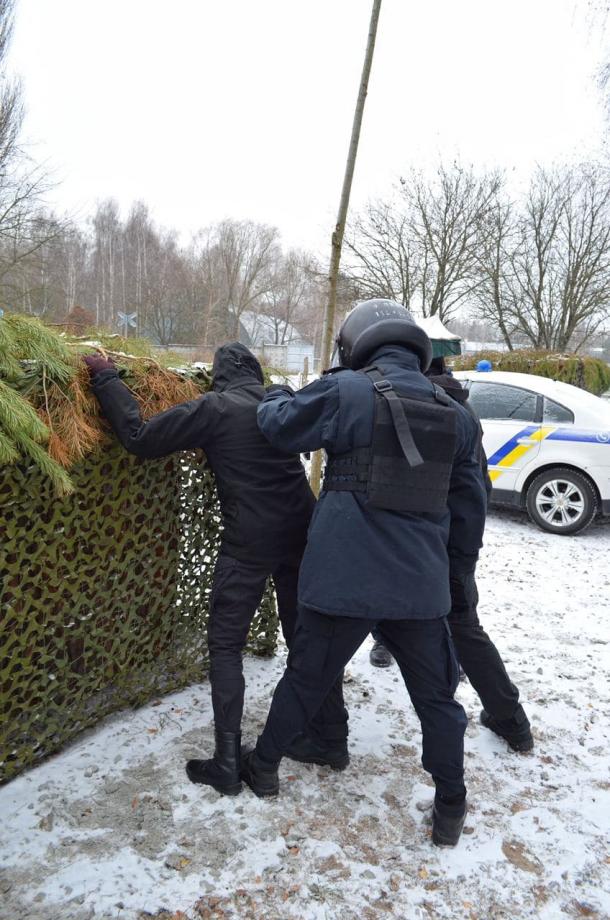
[{"left": 0, "top": 444, "right": 278, "bottom": 783}]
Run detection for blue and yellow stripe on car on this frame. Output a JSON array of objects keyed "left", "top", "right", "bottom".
[
  {"left": 487, "top": 424, "right": 610, "bottom": 483},
  {"left": 487, "top": 425, "right": 557, "bottom": 483}
]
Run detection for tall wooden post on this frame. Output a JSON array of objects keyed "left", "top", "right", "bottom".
[{"left": 310, "top": 0, "right": 383, "bottom": 494}]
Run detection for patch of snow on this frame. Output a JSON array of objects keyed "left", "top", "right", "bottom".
[{"left": 1, "top": 511, "right": 609, "bottom": 919}]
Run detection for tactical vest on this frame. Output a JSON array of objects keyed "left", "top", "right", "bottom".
[{"left": 323, "top": 366, "right": 457, "bottom": 513}]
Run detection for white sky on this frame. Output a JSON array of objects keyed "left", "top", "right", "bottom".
[{"left": 9, "top": 0, "right": 610, "bottom": 255}]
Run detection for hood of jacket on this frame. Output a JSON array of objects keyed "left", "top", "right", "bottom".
[
  {"left": 428, "top": 372, "right": 468, "bottom": 404},
  {"left": 211, "top": 342, "right": 265, "bottom": 392}
]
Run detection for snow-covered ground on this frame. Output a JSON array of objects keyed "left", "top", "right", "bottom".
[{"left": 1, "top": 510, "right": 609, "bottom": 920}]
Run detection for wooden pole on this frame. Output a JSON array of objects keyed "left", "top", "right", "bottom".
[{"left": 310, "top": 0, "right": 383, "bottom": 494}]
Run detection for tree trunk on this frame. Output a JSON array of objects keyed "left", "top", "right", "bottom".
[{"left": 310, "top": 0, "right": 383, "bottom": 495}]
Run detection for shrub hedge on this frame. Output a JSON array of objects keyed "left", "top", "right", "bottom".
[{"left": 452, "top": 350, "right": 610, "bottom": 396}]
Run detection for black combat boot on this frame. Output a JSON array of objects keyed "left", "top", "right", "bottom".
[
  {"left": 240, "top": 749, "right": 280, "bottom": 798},
  {"left": 185, "top": 730, "right": 242, "bottom": 795},
  {"left": 480, "top": 709, "right": 534, "bottom": 753},
  {"left": 432, "top": 793, "right": 467, "bottom": 847},
  {"left": 285, "top": 734, "right": 350, "bottom": 771},
  {"left": 369, "top": 640, "right": 394, "bottom": 668}
]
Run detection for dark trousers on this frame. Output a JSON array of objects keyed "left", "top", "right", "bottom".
[
  {"left": 448, "top": 572, "right": 526, "bottom": 724},
  {"left": 372, "top": 572, "right": 525, "bottom": 725},
  {"left": 207, "top": 554, "right": 347, "bottom": 742},
  {"left": 257, "top": 608, "right": 467, "bottom": 799}
]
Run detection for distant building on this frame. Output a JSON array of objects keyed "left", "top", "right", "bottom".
[
  {"left": 462, "top": 340, "right": 510, "bottom": 354},
  {"left": 238, "top": 310, "right": 314, "bottom": 373}
]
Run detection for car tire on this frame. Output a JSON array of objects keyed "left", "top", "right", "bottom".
[{"left": 526, "top": 468, "right": 598, "bottom": 535}]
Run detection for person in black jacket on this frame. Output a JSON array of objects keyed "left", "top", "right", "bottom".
[
  {"left": 240, "top": 300, "right": 488, "bottom": 847},
  {"left": 369, "top": 356, "right": 533, "bottom": 753},
  {"left": 83, "top": 342, "right": 326, "bottom": 795}
]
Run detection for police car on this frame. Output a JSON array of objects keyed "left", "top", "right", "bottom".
[{"left": 453, "top": 370, "right": 610, "bottom": 535}]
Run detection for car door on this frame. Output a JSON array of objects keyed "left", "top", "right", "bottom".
[{"left": 466, "top": 381, "right": 543, "bottom": 494}]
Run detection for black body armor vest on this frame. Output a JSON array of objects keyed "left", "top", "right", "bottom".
[{"left": 323, "top": 366, "right": 457, "bottom": 513}]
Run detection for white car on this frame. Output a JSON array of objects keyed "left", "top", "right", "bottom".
[{"left": 453, "top": 370, "right": 610, "bottom": 535}]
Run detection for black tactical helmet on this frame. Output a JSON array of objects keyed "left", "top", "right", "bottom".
[{"left": 336, "top": 299, "right": 433, "bottom": 372}]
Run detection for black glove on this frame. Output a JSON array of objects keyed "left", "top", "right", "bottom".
[
  {"left": 265, "top": 383, "right": 295, "bottom": 396},
  {"left": 83, "top": 354, "right": 116, "bottom": 377}
]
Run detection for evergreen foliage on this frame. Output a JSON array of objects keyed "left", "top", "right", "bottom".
[{"left": 0, "top": 312, "right": 210, "bottom": 493}]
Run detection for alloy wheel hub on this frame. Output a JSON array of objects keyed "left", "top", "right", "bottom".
[{"left": 535, "top": 479, "right": 584, "bottom": 527}]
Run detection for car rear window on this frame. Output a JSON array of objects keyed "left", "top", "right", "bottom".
[
  {"left": 543, "top": 398, "right": 574, "bottom": 424},
  {"left": 468, "top": 382, "right": 538, "bottom": 421}
]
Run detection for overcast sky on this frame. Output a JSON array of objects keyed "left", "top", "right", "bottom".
[{"left": 9, "top": 0, "right": 610, "bottom": 255}]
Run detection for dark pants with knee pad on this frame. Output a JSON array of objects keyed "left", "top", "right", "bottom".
[
  {"left": 257, "top": 607, "right": 467, "bottom": 799},
  {"left": 207, "top": 554, "right": 347, "bottom": 742}
]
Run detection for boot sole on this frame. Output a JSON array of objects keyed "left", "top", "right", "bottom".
[
  {"left": 240, "top": 775, "right": 279, "bottom": 798},
  {"left": 185, "top": 765, "right": 242, "bottom": 795},
  {"left": 189, "top": 778, "right": 243, "bottom": 795},
  {"left": 485, "top": 728, "right": 534, "bottom": 753},
  {"left": 285, "top": 752, "right": 350, "bottom": 771},
  {"left": 507, "top": 738, "right": 534, "bottom": 753},
  {"left": 432, "top": 815, "right": 465, "bottom": 847},
  {"left": 432, "top": 830, "right": 462, "bottom": 847},
  {"left": 246, "top": 784, "right": 279, "bottom": 798},
  {"left": 480, "top": 713, "right": 534, "bottom": 753}
]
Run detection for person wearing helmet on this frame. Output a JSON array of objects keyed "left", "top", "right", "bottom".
[
  {"left": 241, "top": 299, "right": 488, "bottom": 847},
  {"left": 370, "top": 354, "right": 534, "bottom": 753}
]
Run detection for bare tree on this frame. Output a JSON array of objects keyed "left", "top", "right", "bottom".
[
  {"left": 553, "top": 166, "right": 610, "bottom": 349},
  {"left": 0, "top": 0, "right": 64, "bottom": 302},
  {"left": 403, "top": 163, "right": 502, "bottom": 321},
  {"left": 472, "top": 165, "right": 610, "bottom": 351},
  {"left": 261, "top": 249, "right": 313, "bottom": 344},
  {"left": 345, "top": 163, "right": 501, "bottom": 322},
  {"left": 188, "top": 228, "right": 227, "bottom": 346},
  {"left": 471, "top": 190, "right": 519, "bottom": 350},
  {"left": 345, "top": 200, "right": 420, "bottom": 307},
  {"left": 212, "top": 219, "right": 280, "bottom": 339},
  {"left": 144, "top": 230, "right": 189, "bottom": 346},
  {"left": 90, "top": 199, "right": 122, "bottom": 327},
  {"left": 507, "top": 168, "right": 564, "bottom": 349}
]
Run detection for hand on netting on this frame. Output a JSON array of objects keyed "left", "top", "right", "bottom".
[
  {"left": 265, "top": 383, "right": 295, "bottom": 396},
  {"left": 83, "top": 354, "right": 116, "bottom": 377}
]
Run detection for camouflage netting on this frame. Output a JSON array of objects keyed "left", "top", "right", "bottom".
[{"left": 0, "top": 443, "right": 278, "bottom": 784}]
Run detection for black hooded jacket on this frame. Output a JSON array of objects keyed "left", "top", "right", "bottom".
[{"left": 91, "top": 343, "right": 315, "bottom": 564}]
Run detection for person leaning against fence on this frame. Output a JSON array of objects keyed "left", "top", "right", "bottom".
[{"left": 83, "top": 342, "right": 342, "bottom": 796}]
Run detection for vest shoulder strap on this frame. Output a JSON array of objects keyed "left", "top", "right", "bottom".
[
  {"left": 322, "top": 365, "right": 350, "bottom": 376},
  {"left": 360, "top": 366, "right": 424, "bottom": 468},
  {"left": 432, "top": 383, "right": 452, "bottom": 406}
]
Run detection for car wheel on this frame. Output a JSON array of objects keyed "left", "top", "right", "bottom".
[{"left": 526, "top": 468, "right": 598, "bottom": 535}]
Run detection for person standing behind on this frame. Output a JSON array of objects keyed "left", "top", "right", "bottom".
[
  {"left": 370, "top": 356, "right": 533, "bottom": 753},
  {"left": 84, "top": 342, "right": 326, "bottom": 795},
  {"left": 241, "top": 300, "right": 488, "bottom": 847}
]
